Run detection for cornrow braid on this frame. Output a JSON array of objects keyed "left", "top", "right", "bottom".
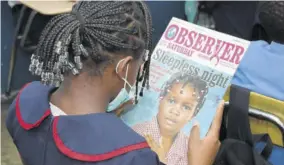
[
  {"left": 160, "top": 72, "right": 209, "bottom": 116},
  {"left": 29, "top": 1, "right": 153, "bottom": 103},
  {"left": 137, "top": 2, "right": 153, "bottom": 98}
]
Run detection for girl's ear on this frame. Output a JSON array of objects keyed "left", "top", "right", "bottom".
[{"left": 116, "top": 56, "right": 133, "bottom": 79}]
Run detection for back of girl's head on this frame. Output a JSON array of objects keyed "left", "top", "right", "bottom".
[
  {"left": 159, "top": 72, "right": 208, "bottom": 116},
  {"left": 29, "top": 1, "right": 152, "bottom": 90},
  {"left": 259, "top": 1, "right": 284, "bottom": 44}
]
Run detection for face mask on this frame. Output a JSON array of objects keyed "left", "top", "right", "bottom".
[{"left": 106, "top": 59, "right": 135, "bottom": 112}]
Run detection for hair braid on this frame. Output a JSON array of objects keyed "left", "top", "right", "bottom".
[
  {"left": 29, "top": 14, "right": 68, "bottom": 76},
  {"left": 30, "top": 1, "right": 153, "bottom": 103},
  {"left": 43, "top": 16, "right": 78, "bottom": 84},
  {"left": 36, "top": 14, "right": 68, "bottom": 59},
  {"left": 137, "top": 1, "right": 153, "bottom": 97}
]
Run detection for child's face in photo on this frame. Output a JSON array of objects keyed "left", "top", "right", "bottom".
[{"left": 158, "top": 83, "right": 198, "bottom": 136}]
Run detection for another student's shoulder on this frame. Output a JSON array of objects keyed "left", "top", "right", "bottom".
[
  {"left": 249, "top": 40, "right": 269, "bottom": 49},
  {"left": 246, "top": 40, "right": 270, "bottom": 55},
  {"left": 238, "top": 40, "right": 269, "bottom": 66}
]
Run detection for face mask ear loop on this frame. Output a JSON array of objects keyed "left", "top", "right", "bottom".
[
  {"left": 116, "top": 59, "right": 132, "bottom": 90},
  {"left": 123, "top": 64, "right": 129, "bottom": 89},
  {"left": 115, "top": 59, "right": 124, "bottom": 74}
]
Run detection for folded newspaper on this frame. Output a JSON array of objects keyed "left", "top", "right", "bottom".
[{"left": 121, "top": 17, "right": 250, "bottom": 165}]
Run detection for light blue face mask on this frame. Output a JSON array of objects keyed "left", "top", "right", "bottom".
[{"left": 106, "top": 59, "right": 135, "bottom": 112}]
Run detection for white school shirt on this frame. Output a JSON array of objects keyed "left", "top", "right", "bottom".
[{"left": 50, "top": 102, "right": 66, "bottom": 116}]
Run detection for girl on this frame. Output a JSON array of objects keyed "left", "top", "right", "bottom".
[
  {"left": 133, "top": 72, "right": 208, "bottom": 164},
  {"left": 6, "top": 1, "right": 223, "bottom": 165}
]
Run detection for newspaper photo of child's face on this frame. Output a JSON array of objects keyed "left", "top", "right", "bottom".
[
  {"left": 131, "top": 72, "right": 209, "bottom": 165},
  {"left": 158, "top": 82, "right": 198, "bottom": 137}
]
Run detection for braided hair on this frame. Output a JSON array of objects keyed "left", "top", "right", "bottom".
[
  {"left": 159, "top": 72, "right": 208, "bottom": 116},
  {"left": 29, "top": 1, "right": 153, "bottom": 102},
  {"left": 259, "top": 1, "right": 284, "bottom": 43}
]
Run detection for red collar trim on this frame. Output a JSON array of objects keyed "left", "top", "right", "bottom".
[
  {"left": 16, "top": 83, "right": 51, "bottom": 130},
  {"left": 52, "top": 116, "right": 150, "bottom": 162}
]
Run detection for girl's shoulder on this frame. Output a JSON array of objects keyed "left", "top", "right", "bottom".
[{"left": 6, "top": 81, "right": 159, "bottom": 164}]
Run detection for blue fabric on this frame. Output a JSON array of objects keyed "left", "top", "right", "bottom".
[
  {"left": 268, "top": 145, "right": 284, "bottom": 165},
  {"left": 56, "top": 113, "right": 146, "bottom": 155},
  {"left": 232, "top": 41, "right": 284, "bottom": 100},
  {"left": 255, "top": 142, "right": 284, "bottom": 165},
  {"left": 6, "top": 81, "right": 159, "bottom": 165},
  {"left": 18, "top": 81, "right": 53, "bottom": 124}
]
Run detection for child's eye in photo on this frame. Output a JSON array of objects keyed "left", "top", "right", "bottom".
[
  {"left": 182, "top": 105, "right": 191, "bottom": 111},
  {"left": 168, "top": 98, "right": 175, "bottom": 104}
]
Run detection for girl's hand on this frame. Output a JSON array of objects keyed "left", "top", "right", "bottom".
[
  {"left": 145, "top": 135, "right": 167, "bottom": 164},
  {"left": 187, "top": 100, "right": 224, "bottom": 165}
]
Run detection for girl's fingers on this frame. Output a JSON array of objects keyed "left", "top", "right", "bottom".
[
  {"left": 189, "top": 121, "right": 201, "bottom": 146},
  {"left": 208, "top": 100, "right": 225, "bottom": 138}
]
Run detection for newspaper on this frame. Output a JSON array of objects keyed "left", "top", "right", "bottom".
[{"left": 121, "top": 17, "right": 250, "bottom": 165}]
